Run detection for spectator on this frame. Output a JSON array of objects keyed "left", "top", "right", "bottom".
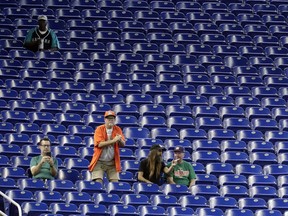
[
  {"left": 30, "top": 137, "right": 58, "bottom": 180},
  {"left": 88, "top": 110, "right": 125, "bottom": 184},
  {"left": 166, "top": 146, "right": 196, "bottom": 187},
  {"left": 23, "top": 15, "right": 59, "bottom": 52},
  {"left": 138, "top": 144, "right": 177, "bottom": 185}
]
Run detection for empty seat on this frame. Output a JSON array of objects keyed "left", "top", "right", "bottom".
[
  {"left": 235, "top": 164, "right": 263, "bottom": 177},
  {"left": 238, "top": 197, "right": 267, "bottom": 212},
  {"left": 150, "top": 194, "right": 179, "bottom": 209},
  {"left": 248, "top": 174, "right": 277, "bottom": 189}
]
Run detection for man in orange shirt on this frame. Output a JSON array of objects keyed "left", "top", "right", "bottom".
[{"left": 88, "top": 110, "right": 125, "bottom": 184}]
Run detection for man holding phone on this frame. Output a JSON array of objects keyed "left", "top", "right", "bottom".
[
  {"left": 30, "top": 137, "right": 58, "bottom": 180},
  {"left": 166, "top": 146, "right": 196, "bottom": 188}
]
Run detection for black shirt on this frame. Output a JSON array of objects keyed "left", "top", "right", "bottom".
[{"left": 138, "top": 158, "right": 165, "bottom": 185}]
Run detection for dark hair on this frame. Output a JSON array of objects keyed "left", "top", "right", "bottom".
[{"left": 38, "top": 137, "right": 51, "bottom": 145}]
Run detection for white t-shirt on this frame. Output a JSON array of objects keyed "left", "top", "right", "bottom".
[{"left": 99, "top": 128, "right": 115, "bottom": 161}]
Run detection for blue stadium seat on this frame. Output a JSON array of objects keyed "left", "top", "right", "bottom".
[
  {"left": 191, "top": 185, "right": 220, "bottom": 200},
  {"left": 249, "top": 56, "right": 274, "bottom": 69},
  {"left": 79, "top": 203, "right": 108, "bottom": 216},
  {"left": 150, "top": 128, "right": 179, "bottom": 141},
  {"left": 50, "top": 203, "right": 78, "bottom": 215},
  {"left": 236, "top": 130, "right": 264, "bottom": 143},
  {"left": 167, "top": 116, "right": 194, "bottom": 131},
  {"left": 9, "top": 100, "right": 36, "bottom": 114},
  {"left": 206, "top": 163, "right": 234, "bottom": 177},
  {"left": 145, "top": 53, "right": 171, "bottom": 66},
  {"left": 247, "top": 141, "right": 274, "bottom": 153},
  {"left": 174, "top": 33, "right": 200, "bottom": 46},
  {"left": 123, "top": 127, "right": 150, "bottom": 140},
  {"left": 166, "top": 105, "right": 192, "bottom": 117},
  {"left": 48, "top": 179, "right": 76, "bottom": 194},
  {"left": 121, "top": 32, "right": 147, "bottom": 44},
  {"left": 221, "top": 151, "right": 249, "bottom": 166},
  {"left": 220, "top": 185, "right": 249, "bottom": 200},
  {"left": 121, "top": 194, "right": 150, "bottom": 208},
  {"left": 35, "top": 190, "right": 64, "bottom": 206},
  {"left": 249, "top": 185, "right": 278, "bottom": 201},
  {"left": 235, "top": 164, "right": 263, "bottom": 177},
  {"left": 178, "top": 195, "right": 208, "bottom": 210},
  {"left": 218, "top": 174, "right": 247, "bottom": 187},
  {"left": 233, "top": 66, "right": 259, "bottom": 78},
  {"left": 18, "top": 178, "right": 46, "bottom": 193},
  {"left": 238, "top": 197, "right": 267, "bottom": 212},
  {"left": 0, "top": 167, "right": 26, "bottom": 180},
  {"left": 248, "top": 174, "right": 277, "bottom": 188},
  {"left": 186, "top": 44, "right": 212, "bottom": 57},
  {"left": 138, "top": 205, "right": 165, "bottom": 216},
  {"left": 192, "top": 150, "right": 220, "bottom": 165},
  {"left": 133, "top": 43, "right": 159, "bottom": 56},
  {"left": 123, "top": 0, "right": 149, "bottom": 13},
  {"left": 109, "top": 204, "right": 138, "bottom": 216},
  {"left": 75, "top": 180, "right": 105, "bottom": 196},
  {"left": 81, "top": 8, "right": 107, "bottom": 21},
  {"left": 106, "top": 182, "right": 133, "bottom": 197},
  {"left": 209, "top": 196, "right": 238, "bottom": 212},
  {"left": 150, "top": 194, "right": 179, "bottom": 209},
  {"left": 225, "top": 209, "right": 254, "bottom": 216},
  {"left": 187, "top": 12, "right": 212, "bottom": 25},
  {"left": 255, "top": 209, "right": 282, "bottom": 216},
  {"left": 129, "top": 73, "right": 155, "bottom": 86},
  {"left": 6, "top": 79, "right": 33, "bottom": 92},
  {"left": 263, "top": 164, "right": 288, "bottom": 178},
  {"left": 63, "top": 191, "right": 93, "bottom": 206},
  {"left": 93, "top": 193, "right": 121, "bottom": 207},
  {"left": 265, "top": 131, "right": 288, "bottom": 143},
  {"left": 267, "top": 198, "right": 288, "bottom": 214},
  {"left": 15, "top": 123, "right": 42, "bottom": 136},
  {"left": 66, "top": 19, "right": 93, "bottom": 32},
  {"left": 133, "top": 182, "right": 162, "bottom": 198},
  {"left": 227, "top": 35, "right": 253, "bottom": 48}
]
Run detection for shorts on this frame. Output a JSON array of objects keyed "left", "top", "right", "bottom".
[{"left": 91, "top": 160, "right": 119, "bottom": 181}]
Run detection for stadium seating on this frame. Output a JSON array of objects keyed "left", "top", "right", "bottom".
[{"left": 1, "top": 0, "right": 288, "bottom": 215}]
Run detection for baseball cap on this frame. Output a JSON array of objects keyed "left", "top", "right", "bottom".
[
  {"left": 150, "top": 144, "right": 165, "bottom": 151},
  {"left": 174, "top": 146, "right": 184, "bottom": 153},
  {"left": 104, "top": 110, "right": 116, "bottom": 118},
  {"left": 38, "top": 15, "right": 48, "bottom": 21}
]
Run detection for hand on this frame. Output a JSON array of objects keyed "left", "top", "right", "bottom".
[
  {"left": 41, "top": 156, "right": 51, "bottom": 164},
  {"left": 48, "top": 157, "right": 54, "bottom": 167},
  {"left": 113, "top": 134, "right": 122, "bottom": 142},
  {"left": 171, "top": 159, "right": 179, "bottom": 166}
]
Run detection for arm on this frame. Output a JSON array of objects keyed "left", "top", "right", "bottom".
[
  {"left": 167, "top": 176, "right": 176, "bottom": 184},
  {"left": 163, "top": 159, "right": 178, "bottom": 174},
  {"left": 98, "top": 135, "right": 122, "bottom": 148},
  {"left": 138, "top": 171, "right": 153, "bottom": 183},
  {"left": 23, "top": 28, "right": 40, "bottom": 50},
  {"left": 49, "top": 158, "right": 58, "bottom": 177},
  {"left": 189, "top": 179, "right": 196, "bottom": 188},
  {"left": 30, "top": 156, "right": 48, "bottom": 176},
  {"left": 118, "top": 135, "right": 125, "bottom": 147}
]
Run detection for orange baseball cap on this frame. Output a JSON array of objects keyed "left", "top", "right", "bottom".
[{"left": 104, "top": 110, "right": 116, "bottom": 118}]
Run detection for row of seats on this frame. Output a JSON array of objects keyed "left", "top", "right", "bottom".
[
  {"left": 2, "top": 46, "right": 288, "bottom": 68},
  {"left": 3, "top": 43, "right": 288, "bottom": 61},
  {"left": 2, "top": 149, "right": 288, "bottom": 173},
  {"left": 1, "top": 88, "right": 288, "bottom": 107},
  {"left": 2, "top": 2, "right": 288, "bottom": 21},
  {"left": 1, "top": 114, "right": 288, "bottom": 136},
  {"left": 2, "top": 177, "right": 288, "bottom": 201},
  {"left": 9, "top": 200, "right": 288, "bottom": 216},
  {"left": 2, "top": 132, "right": 288, "bottom": 154},
  {"left": 2, "top": 143, "right": 288, "bottom": 167}
]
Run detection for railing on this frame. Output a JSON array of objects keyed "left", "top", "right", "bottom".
[{"left": 0, "top": 190, "right": 22, "bottom": 216}]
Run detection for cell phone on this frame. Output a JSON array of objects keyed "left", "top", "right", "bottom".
[{"left": 44, "top": 152, "right": 51, "bottom": 157}]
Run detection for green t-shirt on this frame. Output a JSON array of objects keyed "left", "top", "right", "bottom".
[
  {"left": 30, "top": 155, "right": 58, "bottom": 180},
  {"left": 167, "top": 160, "right": 196, "bottom": 186}
]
